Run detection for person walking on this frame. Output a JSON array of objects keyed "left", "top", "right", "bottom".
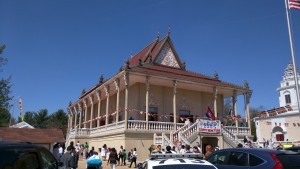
[
  {"left": 118, "top": 145, "right": 124, "bottom": 165},
  {"left": 107, "top": 147, "right": 118, "bottom": 169},
  {"left": 122, "top": 149, "right": 127, "bottom": 166},
  {"left": 84, "top": 142, "right": 89, "bottom": 159},
  {"left": 129, "top": 148, "right": 137, "bottom": 168},
  {"left": 60, "top": 146, "right": 73, "bottom": 169},
  {"left": 101, "top": 144, "right": 107, "bottom": 161}
]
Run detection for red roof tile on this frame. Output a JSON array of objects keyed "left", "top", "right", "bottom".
[{"left": 0, "top": 128, "right": 65, "bottom": 144}]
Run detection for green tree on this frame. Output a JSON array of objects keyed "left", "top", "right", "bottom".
[
  {"left": 0, "top": 44, "right": 13, "bottom": 127},
  {"left": 34, "top": 109, "right": 49, "bottom": 128},
  {"left": 23, "top": 111, "right": 36, "bottom": 126},
  {"left": 250, "top": 106, "right": 265, "bottom": 142},
  {"left": 48, "top": 109, "right": 68, "bottom": 136}
]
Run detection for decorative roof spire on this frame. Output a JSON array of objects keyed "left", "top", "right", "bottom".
[
  {"left": 182, "top": 61, "right": 186, "bottom": 70},
  {"left": 157, "top": 31, "right": 160, "bottom": 39},
  {"left": 214, "top": 71, "right": 219, "bottom": 80},
  {"left": 69, "top": 101, "right": 72, "bottom": 107},
  {"left": 99, "top": 75, "right": 104, "bottom": 84},
  {"left": 168, "top": 25, "right": 171, "bottom": 35},
  {"left": 244, "top": 80, "right": 249, "bottom": 89},
  {"left": 81, "top": 89, "right": 86, "bottom": 95}
]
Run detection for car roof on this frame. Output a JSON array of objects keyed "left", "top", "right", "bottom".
[
  {"left": 216, "top": 148, "right": 295, "bottom": 154},
  {"left": 0, "top": 142, "right": 41, "bottom": 149},
  {"left": 147, "top": 154, "right": 216, "bottom": 168}
]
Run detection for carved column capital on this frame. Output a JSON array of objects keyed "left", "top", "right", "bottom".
[
  {"left": 114, "top": 78, "right": 120, "bottom": 91},
  {"left": 123, "top": 72, "right": 129, "bottom": 87},
  {"left": 89, "top": 95, "right": 94, "bottom": 105},
  {"left": 104, "top": 85, "right": 110, "bottom": 96},
  {"left": 213, "top": 86, "right": 218, "bottom": 99},
  {"left": 146, "top": 76, "right": 150, "bottom": 91},
  {"left": 173, "top": 80, "right": 177, "bottom": 94},
  {"left": 96, "top": 90, "right": 101, "bottom": 101}
]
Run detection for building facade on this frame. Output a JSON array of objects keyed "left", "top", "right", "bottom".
[
  {"left": 66, "top": 33, "right": 252, "bottom": 160},
  {"left": 255, "top": 63, "right": 300, "bottom": 148}
]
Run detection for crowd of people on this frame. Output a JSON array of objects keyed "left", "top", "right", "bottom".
[
  {"left": 148, "top": 142, "right": 216, "bottom": 159},
  {"left": 55, "top": 141, "right": 139, "bottom": 169},
  {"left": 55, "top": 140, "right": 221, "bottom": 169}
]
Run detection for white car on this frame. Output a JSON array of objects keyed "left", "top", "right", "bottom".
[{"left": 138, "top": 154, "right": 218, "bottom": 169}]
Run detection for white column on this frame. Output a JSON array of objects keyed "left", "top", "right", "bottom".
[
  {"left": 70, "top": 110, "right": 73, "bottom": 130},
  {"left": 146, "top": 76, "right": 150, "bottom": 130},
  {"left": 173, "top": 80, "right": 177, "bottom": 129},
  {"left": 78, "top": 103, "right": 82, "bottom": 129},
  {"left": 67, "top": 112, "right": 71, "bottom": 132},
  {"left": 74, "top": 107, "right": 78, "bottom": 129},
  {"left": 84, "top": 100, "right": 87, "bottom": 128},
  {"left": 105, "top": 86, "right": 110, "bottom": 126},
  {"left": 233, "top": 91, "right": 238, "bottom": 132},
  {"left": 96, "top": 91, "right": 101, "bottom": 127},
  {"left": 213, "top": 87, "right": 218, "bottom": 118},
  {"left": 115, "top": 79, "right": 120, "bottom": 125},
  {"left": 89, "top": 95, "right": 94, "bottom": 128},
  {"left": 245, "top": 92, "right": 252, "bottom": 134},
  {"left": 124, "top": 73, "right": 129, "bottom": 129}
]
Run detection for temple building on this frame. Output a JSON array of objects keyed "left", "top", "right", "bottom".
[
  {"left": 66, "top": 33, "right": 252, "bottom": 160},
  {"left": 255, "top": 63, "right": 300, "bottom": 148}
]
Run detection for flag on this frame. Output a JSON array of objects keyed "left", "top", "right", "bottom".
[
  {"left": 205, "top": 106, "right": 215, "bottom": 120},
  {"left": 289, "top": 0, "right": 300, "bottom": 10}
]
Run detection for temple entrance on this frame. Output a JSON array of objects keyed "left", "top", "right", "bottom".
[
  {"left": 272, "top": 126, "right": 285, "bottom": 141},
  {"left": 201, "top": 137, "right": 218, "bottom": 154}
]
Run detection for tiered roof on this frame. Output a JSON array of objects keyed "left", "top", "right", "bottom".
[{"left": 126, "top": 33, "right": 246, "bottom": 90}]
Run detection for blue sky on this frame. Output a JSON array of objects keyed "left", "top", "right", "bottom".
[{"left": 1, "top": 0, "right": 300, "bottom": 119}]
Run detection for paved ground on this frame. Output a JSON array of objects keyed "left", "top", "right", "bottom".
[{"left": 78, "top": 158, "right": 141, "bottom": 169}]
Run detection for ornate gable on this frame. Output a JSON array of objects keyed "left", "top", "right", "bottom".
[{"left": 155, "top": 42, "right": 180, "bottom": 68}]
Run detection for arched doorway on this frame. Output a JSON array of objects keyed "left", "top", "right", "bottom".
[{"left": 272, "top": 126, "right": 285, "bottom": 141}]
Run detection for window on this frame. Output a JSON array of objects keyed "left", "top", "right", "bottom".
[
  {"left": 16, "top": 152, "right": 39, "bottom": 169},
  {"left": 285, "top": 94, "right": 291, "bottom": 104},
  {"left": 286, "top": 82, "right": 289, "bottom": 86},
  {"left": 40, "top": 148, "right": 57, "bottom": 169},
  {"left": 228, "top": 151, "right": 248, "bottom": 166},
  {"left": 206, "top": 151, "right": 228, "bottom": 165},
  {"left": 249, "top": 154, "right": 264, "bottom": 166}
]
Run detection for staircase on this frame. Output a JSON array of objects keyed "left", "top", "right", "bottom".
[{"left": 154, "top": 120, "right": 251, "bottom": 148}]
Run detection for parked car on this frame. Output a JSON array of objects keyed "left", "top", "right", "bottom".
[
  {"left": 0, "top": 142, "right": 58, "bottom": 169},
  {"left": 205, "top": 148, "right": 300, "bottom": 169},
  {"left": 138, "top": 153, "right": 217, "bottom": 169},
  {"left": 284, "top": 146, "right": 300, "bottom": 153}
]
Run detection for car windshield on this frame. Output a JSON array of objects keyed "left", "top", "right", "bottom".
[
  {"left": 276, "top": 154, "right": 300, "bottom": 169},
  {"left": 153, "top": 164, "right": 215, "bottom": 169}
]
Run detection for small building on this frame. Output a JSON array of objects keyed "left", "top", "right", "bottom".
[
  {"left": 0, "top": 128, "right": 65, "bottom": 152},
  {"left": 66, "top": 33, "right": 252, "bottom": 160},
  {"left": 9, "top": 121, "right": 34, "bottom": 129},
  {"left": 255, "top": 63, "right": 300, "bottom": 148}
]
